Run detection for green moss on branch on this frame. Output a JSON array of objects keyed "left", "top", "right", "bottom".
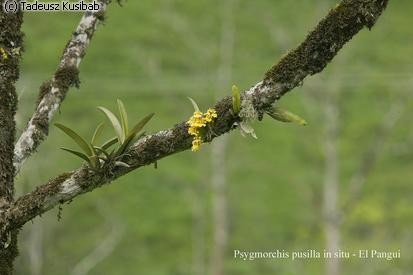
[{"left": 264, "top": 0, "right": 388, "bottom": 98}]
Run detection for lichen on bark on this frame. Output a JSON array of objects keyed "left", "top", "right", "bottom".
[
  {"left": 0, "top": 5, "right": 24, "bottom": 274},
  {"left": 13, "top": 0, "right": 109, "bottom": 174}
]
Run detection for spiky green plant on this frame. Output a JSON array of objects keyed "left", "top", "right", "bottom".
[
  {"left": 55, "top": 123, "right": 117, "bottom": 170},
  {"left": 98, "top": 99, "right": 154, "bottom": 157}
]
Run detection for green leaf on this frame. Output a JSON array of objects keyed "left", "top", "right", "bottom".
[
  {"left": 94, "top": 146, "right": 111, "bottom": 159},
  {"left": 187, "top": 97, "right": 200, "bottom": 113},
  {"left": 101, "top": 137, "right": 118, "bottom": 151},
  {"left": 89, "top": 155, "right": 98, "bottom": 169},
  {"left": 90, "top": 142, "right": 98, "bottom": 158},
  {"left": 117, "top": 113, "right": 154, "bottom": 155},
  {"left": 98, "top": 106, "right": 125, "bottom": 143},
  {"left": 267, "top": 106, "right": 307, "bottom": 126},
  {"left": 231, "top": 85, "right": 241, "bottom": 114},
  {"left": 117, "top": 99, "right": 129, "bottom": 138},
  {"left": 91, "top": 123, "right": 105, "bottom": 146},
  {"left": 266, "top": 110, "right": 291, "bottom": 122},
  {"left": 55, "top": 123, "right": 93, "bottom": 156},
  {"left": 129, "top": 114, "right": 154, "bottom": 138},
  {"left": 60, "top": 147, "right": 90, "bottom": 162}
]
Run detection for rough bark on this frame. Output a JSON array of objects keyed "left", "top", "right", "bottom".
[
  {"left": 0, "top": 1, "right": 110, "bottom": 272},
  {"left": 0, "top": 0, "right": 389, "bottom": 248},
  {"left": 0, "top": 3, "right": 24, "bottom": 273},
  {"left": 13, "top": 0, "right": 109, "bottom": 174}
]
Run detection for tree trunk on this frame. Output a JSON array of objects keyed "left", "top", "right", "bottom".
[
  {"left": 0, "top": 233, "right": 19, "bottom": 275},
  {"left": 0, "top": 5, "right": 24, "bottom": 274}
]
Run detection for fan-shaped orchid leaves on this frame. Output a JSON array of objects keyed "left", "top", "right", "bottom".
[
  {"left": 94, "top": 146, "right": 113, "bottom": 160},
  {"left": 97, "top": 106, "right": 125, "bottom": 143},
  {"left": 101, "top": 137, "right": 118, "bottom": 151},
  {"left": 99, "top": 99, "right": 154, "bottom": 157},
  {"left": 59, "top": 147, "right": 90, "bottom": 162},
  {"left": 55, "top": 123, "right": 115, "bottom": 170},
  {"left": 55, "top": 123, "right": 93, "bottom": 156},
  {"left": 117, "top": 113, "right": 154, "bottom": 155},
  {"left": 91, "top": 123, "right": 105, "bottom": 146},
  {"left": 117, "top": 99, "right": 129, "bottom": 138},
  {"left": 57, "top": 99, "right": 154, "bottom": 170}
]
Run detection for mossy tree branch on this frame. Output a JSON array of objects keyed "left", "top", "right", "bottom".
[
  {"left": 2, "top": 0, "right": 389, "bottom": 234},
  {"left": 0, "top": 3, "right": 23, "bottom": 204},
  {"left": 0, "top": 3, "right": 24, "bottom": 273},
  {"left": 13, "top": 0, "right": 110, "bottom": 175}
]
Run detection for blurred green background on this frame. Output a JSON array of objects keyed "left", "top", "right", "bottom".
[{"left": 13, "top": 0, "right": 413, "bottom": 274}]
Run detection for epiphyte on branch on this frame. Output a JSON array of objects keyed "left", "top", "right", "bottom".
[
  {"left": 266, "top": 106, "right": 307, "bottom": 126},
  {"left": 98, "top": 99, "right": 154, "bottom": 157},
  {"left": 187, "top": 97, "right": 218, "bottom": 152},
  {"left": 55, "top": 123, "right": 117, "bottom": 171},
  {"left": 231, "top": 85, "right": 241, "bottom": 114}
]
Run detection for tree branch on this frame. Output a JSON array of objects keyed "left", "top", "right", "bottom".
[
  {"left": 0, "top": 4, "right": 24, "bottom": 270},
  {"left": 13, "top": 0, "right": 110, "bottom": 174},
  {"left": 0, "top": 2, "right": 24, "bottom": 203},
  {"left": 2, "top": 0, "right": 389, "bottom": 232}
]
